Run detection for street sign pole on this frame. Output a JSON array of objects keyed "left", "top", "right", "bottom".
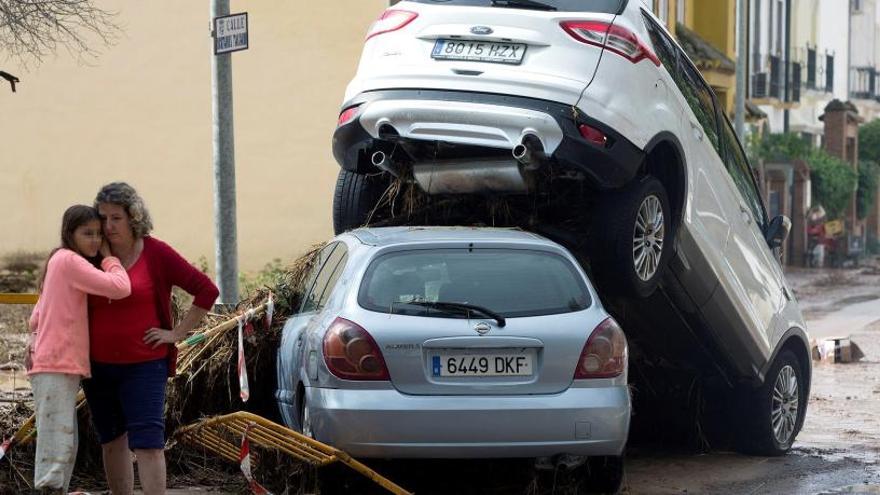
[
  {"left": 735, "top": 0, "right": 746, "bottom": 140},
  {"left": 211, "top": 0, "right": 239, "bottom": 304}
]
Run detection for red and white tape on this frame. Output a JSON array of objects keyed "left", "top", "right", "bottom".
[
  {"left": 0, "top": 437, "right": 11, "bottom": 461},
  {"left": 237, "top": 316, "right": 250, "bottom": 402},
  {"left": 240, "top": 423, "right": 272, "bottom": 495},
  {"left": 265, "top": 293, "right": 275, "bottom": 329}
]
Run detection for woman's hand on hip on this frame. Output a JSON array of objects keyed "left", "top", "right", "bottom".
[{"left": 143, "top": 327, "right": 183, "bottom": 348}]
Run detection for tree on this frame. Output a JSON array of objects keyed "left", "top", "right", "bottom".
[
  {"left": 1, "top": 0, "right": 119, "bottom": 92},
  {"left": 754, "top": 132, "right": 857, "bottom": 220},
  {"left": 859, "top": 119, "right": 880, "bottom": 164},
  {"left": 857, "top": 160, "right": 879, "bottom": 220},
  {"left": 809, "top": 151, "right": 858, "bottom": 220}
]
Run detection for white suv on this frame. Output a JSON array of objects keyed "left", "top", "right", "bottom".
[{"left": 332, "top": 0, "right": 810, "bottom": 456}]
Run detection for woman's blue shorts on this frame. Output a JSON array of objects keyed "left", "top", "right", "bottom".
[{"left": 82, "top": 358, "right": 167, "bottom": 450}]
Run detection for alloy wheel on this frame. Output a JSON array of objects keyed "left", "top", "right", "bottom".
[
  {"left": 632, "top": 195, "right": 665, "bottom": 282},
  {"left": 771, "top": 365, "right": 799, "bottom": 445}
]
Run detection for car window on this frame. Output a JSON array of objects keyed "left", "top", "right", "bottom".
[
  {"left": 316, "top": 251, "right": 348, "bottom": 309},
  {"left": 720, "top": 118, "right": 767, "bottom": 230},
  {"left": 359, "top": 248, "right": 591, "bottom": 318},
  {"left": 642, "top": 13, "right": 721, "bottom": 155},
  {"left": 678, "top": 63, "right": 721, "bottom": 154},
  {"left": 300, "top": 242, "right": 347, "bottom": 313},
  {"left": 641, "top": 12, "right": 677, "bottom": 74},
  {"left": 406, "top": 0, "right": 625, "bottom": 13}
]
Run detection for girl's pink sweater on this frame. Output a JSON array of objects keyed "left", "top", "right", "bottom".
[{"left": 28, "top": 250, "right": 131, "bottom": 378}]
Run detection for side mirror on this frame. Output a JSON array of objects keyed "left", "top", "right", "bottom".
[{"left": 765, "top": 215, "right": 792, "bottom": 250}]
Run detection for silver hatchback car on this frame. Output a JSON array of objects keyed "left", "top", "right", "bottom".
[{"left": 276, "top": 227, "right": 630, "bottom": 466}]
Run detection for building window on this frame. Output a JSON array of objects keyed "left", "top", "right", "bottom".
[
  {"left": 853, "top": 0, "right": 862, "bottom": 13},
  {"left": 677, "top": 0, "right": 686, "bottom": 23}
]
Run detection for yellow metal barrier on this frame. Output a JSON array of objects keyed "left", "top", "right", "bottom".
[
  {"left": 175, "top": 412, "right": 413, "bottom": 495},
  {"left": 0, "top": 293, "right": 38, "bottom": 304}
]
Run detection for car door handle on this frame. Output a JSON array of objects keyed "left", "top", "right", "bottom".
[
  {"left": 690, "top": 121, "right": 704, "bottom": 141},
  {"left": 739, "top": 204, "right": 752, "bottom": 224}
]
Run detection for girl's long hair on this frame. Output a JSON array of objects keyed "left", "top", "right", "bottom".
[{"left": 37, "top": 205, "right": 102, "bottom": 292}]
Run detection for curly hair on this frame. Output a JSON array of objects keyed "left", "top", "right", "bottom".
[{"left": 94, "top": 182, "right": 154, "bottom": 238}]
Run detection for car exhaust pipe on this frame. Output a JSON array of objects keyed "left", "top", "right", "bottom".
[
  {"left": 371, "top": 150, "right": 402, "bottom": 178},
  {"left": 513, "top": 139, "right": 548, "bottom": 171}
]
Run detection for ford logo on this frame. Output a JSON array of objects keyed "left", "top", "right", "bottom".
[
  {"left": 470, "top": 26, "right": 494, "bottom": 35},
  {"left": 474, "top": 322, "right": 492, "bottom": 335}
]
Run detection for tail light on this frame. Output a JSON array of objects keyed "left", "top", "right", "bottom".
[
  {"left": 337, "top": 106, "right": 361, "bottom": 128},
  {"left": 366, "top": 10, "right": 418, "bottom": 41},
  {"left": 578, "top": 123, "right": 608, "bottom": 147},
  {"left": 574, "top": 317, "right": 627, "bottom": 379},
  {"left": 560, "top": 21, "right": 660, "bottom": 66},
  {"left": 323, "top": 318, "right": 390, "bottom": 380}
]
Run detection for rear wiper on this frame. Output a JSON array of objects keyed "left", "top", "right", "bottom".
[
  {"left": 490, "top": 0, "right": 557, "bottom": 11},
  {"left": 406, "top": 300, "right": 506, "bottom": 328}
]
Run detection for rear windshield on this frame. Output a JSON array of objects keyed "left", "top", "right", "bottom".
[
  {"left": 359, "top": 249, "right": 591, "bottom": 318},
  {"left": 406, "top": 0, "right": 625, "bottom": 13}
]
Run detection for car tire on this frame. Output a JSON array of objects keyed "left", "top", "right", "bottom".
[
  {"left": 590, "top": 175, "right": 672, "bottom": 298},
  {"left": 738, "top": 350, "right": 806, "bottom": 456},
  {"left": 333, "top": 169, "right": 390, "bottom": 235}
]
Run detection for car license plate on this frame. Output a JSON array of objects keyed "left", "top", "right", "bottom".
[
  {"left": 431, "top": 39, "right": 526, "bottom": 65},
  {"left": 432, "top": 350, "right": 534, "bottom": 377}
]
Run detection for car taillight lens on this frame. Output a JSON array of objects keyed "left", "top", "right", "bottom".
[
  {"left": 337, "top": 106, "right": 361, "bottom": 127},
  {"left": 323, "top": 318, "right": 390, "bottom": 380},
  {"left": 574, "top": 317, "right": 627, "bottom": 379},
  {"left": 578, "top": 123, "right": 608, "bottom": 147},
  {"left": 560, "top": 21, "right": 660, "bottom": 66},
  {"left": 366, "top": 10, "right": 418, "bottom": 41}
]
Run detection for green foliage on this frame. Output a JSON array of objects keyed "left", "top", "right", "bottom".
[
  {"left": 239, "top": 258, "right": 287, "bottom": 297},
  {"left": 809, "top": 151, "right": 858, "bottom": 219},
  {"left": 859, "top": 119, "right": 880, "bottom": 164},
  {"left": 857, "top": 160, "right": 880, "bottom": 220},
  {"left": 752, "top": 132, "right": 857, "bottom": 220},
  {"left": 753, "top": 132, "right": 812, "bottom": 162}
]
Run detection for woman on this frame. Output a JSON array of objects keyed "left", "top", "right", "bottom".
[
  {"left": 27, "top": 205, "right": 131, "bottom": 494},
  {"left": 82, "top": 182, "right": 219, "bottom": 495}
]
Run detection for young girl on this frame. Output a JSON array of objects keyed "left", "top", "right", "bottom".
[{"left": 26, "top": 205, "right": 132, "bottom": 493}]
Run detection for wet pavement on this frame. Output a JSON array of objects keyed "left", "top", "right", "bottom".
[{"left": 624, "top": 276, "right": 880, "bottom": 494}]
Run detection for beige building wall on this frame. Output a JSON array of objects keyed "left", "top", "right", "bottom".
[{"left": 0, "top": 0, "right": 386, "bottom": 272}]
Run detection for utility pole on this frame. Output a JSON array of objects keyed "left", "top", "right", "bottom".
[
  {"left": 735, "top": 0, "right": 747, "bottom": 139},
  {"left": 211, "top": 0, "right": 239, "bottom": 304},
  {"left": 783, "top": 0, "right": 791, "bottom": 133}
]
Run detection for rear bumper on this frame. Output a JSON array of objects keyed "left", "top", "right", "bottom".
[
  {"left": 306, "top": 384, "right": 630, "bottom": 458},
  {"left": 332, "top": 89, "right": 644, "bottom": 189}
]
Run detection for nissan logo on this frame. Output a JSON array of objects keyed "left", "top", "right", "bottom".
[
  {"left": 474, "top": 322, "right": 492, "bottom": 335},
  {"left": 470, "top": 26, "right": 494, "bottom": 35}
]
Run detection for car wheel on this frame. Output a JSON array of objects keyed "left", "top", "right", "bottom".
[
  {"left": 591, "top": 175, "right": 672, "bottom": 298},
  {"left": 333, "top": 169, "right": 390, "bottom": 234},
  {"left": 739, "top": 350, "right": 806, "bottom": 456}
]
